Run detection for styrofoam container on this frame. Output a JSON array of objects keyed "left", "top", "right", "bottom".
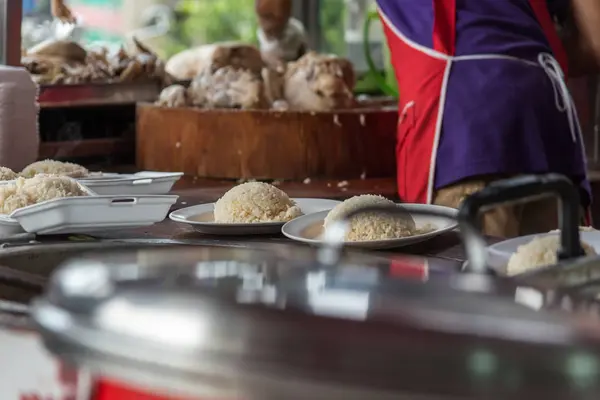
[
  {"left": 0, "top": 215, "right": 27, "bottom": 237},
  {"left": 9, "top": 195, "right": 178, "bottom": 235},
  {"left": 0, "top": 179, "right": 98, "bottom": 238},
  {"left": 78, "top": 171, "right": 184, "bottom": 195}
]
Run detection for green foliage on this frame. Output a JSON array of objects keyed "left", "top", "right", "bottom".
[
  {"left": 320, "top": 0, "right": 346, "bottom": 55},
  {"left": 162, "top": 0, "right": 258, "bottom": 58},
  {"left": 162, "top": 0, "right": 348, "bottom": 58}
]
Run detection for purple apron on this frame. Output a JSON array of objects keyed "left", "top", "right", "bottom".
[{"left": 378, "top": 0, "right": 590, "bottom": 206}]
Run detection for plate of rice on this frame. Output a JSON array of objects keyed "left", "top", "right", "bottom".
[
  {"left": 281, "top": 195, "right": 458, "bottom": 249},
  {"left": 487, "top": 227, "right": 600, "bottom": 276},
  {"left": 169, "top": 182, "right": 341, "bottom": 235}
]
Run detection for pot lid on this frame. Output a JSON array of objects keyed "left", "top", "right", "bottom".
[{"left": 32, "top": 245, "right": 600, "bottom": 398}]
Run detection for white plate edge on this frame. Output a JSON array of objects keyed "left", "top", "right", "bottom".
[
  {"left": 281, "top": 205, "right": 458, "bottom": 246},
  {"left": 169, "top": 198, "right": 342, "bottom": 227}
]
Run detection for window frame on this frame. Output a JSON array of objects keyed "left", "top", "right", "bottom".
[{"left": 293, "top": 0, "right": 321, "bottom": 50}]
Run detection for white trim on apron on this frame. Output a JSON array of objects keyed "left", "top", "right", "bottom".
[{"left": 379, "top": 7, "right": 587, "bottom": 204}]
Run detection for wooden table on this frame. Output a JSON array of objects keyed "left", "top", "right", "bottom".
[{"left": 86, "top": 177, "right": 474, "bottom": 268}]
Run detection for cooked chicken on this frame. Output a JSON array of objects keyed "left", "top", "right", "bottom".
[
  {"left": 272, "top": 99, "right": 290, "bottom": 111},
  {"left": 187, "top": 73, "right": 208, "bottom": 107},
  {"left": 157, "top": 85, "right": 189, "bottom": 108},
  {"left": 186, "top": 66, "right": 269, "bottom": 110},
  {"left": 157, "top": 51, "right": 357, "bottom": 111},
  {"left": 21, "top": 56, "right": 61, "bottom": 79},
  {"left": 211, "top": 44, "right": 265, "bottom": 77},
  {"left": 283, "top": 52, "right": 356, "bottom": 111},
  {"left": 261, "top": 67, "right": 285, "bottom": 104},
  {"left": 28, "top": 39, "right": 87, "bottom": 63},
  {"left": 164, "top": 45, "right": 216, "bottom": 81},
  {"left": 118, "top": 37, "right": 166, "bottom": 82},
  {"left": 165, "top": 43, "right": 265, "bottom": 81},
  {"left": 22, "top": 37, "right": 169, "bottom": 85}
]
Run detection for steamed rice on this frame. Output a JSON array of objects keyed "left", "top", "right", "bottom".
[
  {"left": 0, "top": 175, "right": 88, "bottom": 214},
  {"left": 0, "top": 167, "right": 18, "bottom": 181},
  {"left": 324, "top": 194, "right": 416, "bottom": 241},
  {"left": 214, "top": 182, "right": 302, "bottom": 223},
  {"left": 21, "top": 159, "right": 89, "bottom": 178},
  {"left": 506, "top": 235, "right": 596, "bottom": 275}
]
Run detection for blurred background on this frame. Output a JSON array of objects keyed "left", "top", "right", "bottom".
[
  {"left": 20, "top": 0, "right": 386, "bottom": 91},
  {"left": 11, "top": 0, "right": 394, "bottom": 171},
  {"left": 12, "top": 0, "right": 598, "bottom": 192}
]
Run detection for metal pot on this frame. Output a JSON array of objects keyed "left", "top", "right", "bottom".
[
  {"left": 29, "top": 240, "right": 600, "bottom": 399},
  {"left": 28, "top": 173, "right": 600, "bottom": 399}
]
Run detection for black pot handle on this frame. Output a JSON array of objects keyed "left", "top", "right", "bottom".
[{"left": 458, "top": 174, "right": 583, "bottom": 272}]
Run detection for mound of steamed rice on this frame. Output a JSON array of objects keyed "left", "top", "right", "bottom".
[
  {"left": 0, "top": 175, "right": 88, "bottom": 214},
  {"left": 0, "top": 167, "right": 18, "bottom": 181},
  {"left": 323, "top": 194, "right": 416, "bottom": 241},
  {"left": 19, "top": 175, "right": 88, "bottom": 202},
  {"left": 214, "top": 182, "right": 302, "bottom": 223},
  {"left": 0, "top": 184, "right": 34, "bottom": 214},
  {"left": 506, "top": 235, "right": 596, "bottom": 276},
  {"left": 20, "top": 159, "right": 89, "bottom": 178}
]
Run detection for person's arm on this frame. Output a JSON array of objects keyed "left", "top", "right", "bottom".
[
  {"left": 562, "top": 0, "right": 600, "bottom": 76},
  {"left": 559, "top": 19, "right": 596, "bottom": 76},
  {"left": 51, "top": 0, "right": 76, "bottom": 23}
]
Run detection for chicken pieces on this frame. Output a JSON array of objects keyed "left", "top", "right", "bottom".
[
  {"left": 158, "top": 49, "right": 355, "bottom": 111},
  {"left": 27, "top": 39, "right": 87, "bottom": 63},
  {"left": 22, "top": 37, "right": 169, "bottom": 85},
  {"left": 165, "top": 43, "right": 265, "bottom": 81},
  {"left": 190, "top": 67, "right": 269, "bottom": 109},
  {"left": 284, "top": 52, "right": 356, "bottom": 111},
  {"left": 156, "top": 85, "right": 188, "bottom": 108},
  {"left": 162, "top": 42, "right": 270, "bottom": 110}
]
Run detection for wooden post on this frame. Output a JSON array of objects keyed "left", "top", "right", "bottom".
[{"left": 0, "top": 0, "right": 22, "bottom": 66}]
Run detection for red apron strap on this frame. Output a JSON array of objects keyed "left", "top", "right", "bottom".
[
  {"left": 432, "top": 0, "right": 457, "bottom": 55},
  {"left": 585, "top": 207, "right": 594, "bottom": 227},
  {"left": 528, "top": 0, "right": 569, "bottom": 77}
]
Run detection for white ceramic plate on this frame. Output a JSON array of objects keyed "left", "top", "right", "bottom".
[
  {"left": 169, "top": 198, "right": 342, "bottom": 235},
  {"left": 281, "top": 203, "right": 458, "bottom": 250},
  {"left": 487, "top": 230, "right": 600, "bottom": 275}
]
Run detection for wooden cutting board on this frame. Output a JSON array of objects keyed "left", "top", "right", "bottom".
[{"left": 136, "top": 104, "right": 398, "bottom": 180}]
